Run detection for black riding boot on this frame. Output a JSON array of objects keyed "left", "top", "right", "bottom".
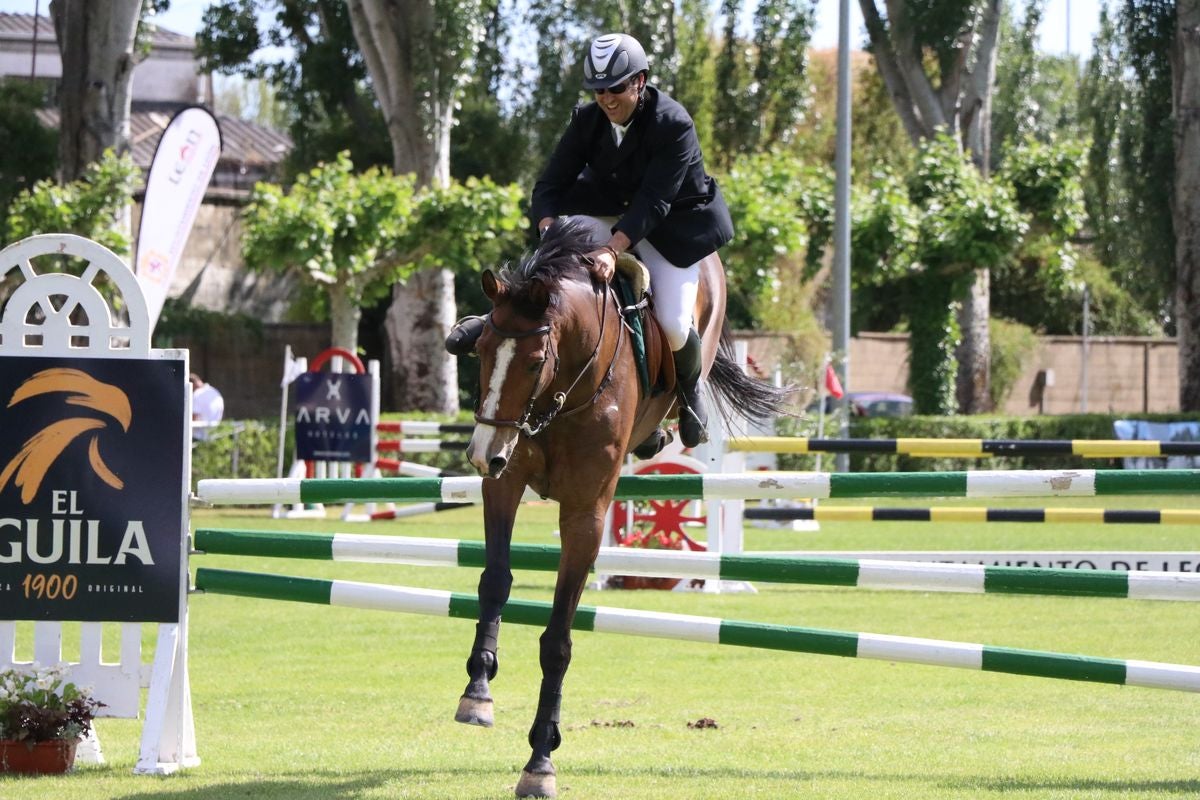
[
  {"left": 445, "top": 315, "right": 486, "bottom": 356},
  {"left": 674, "top": 329, "right": 709, "bottom": 448}
]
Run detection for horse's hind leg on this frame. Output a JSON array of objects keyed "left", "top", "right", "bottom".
[
  {"left": 516, "top": 504, "right": 605, "bottom": 798},
  {"left": 456, "top": 477, "right": 523, "bottom": 727}
]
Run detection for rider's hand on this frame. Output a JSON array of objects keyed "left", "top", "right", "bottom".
[{"left": 584, "top": 247, "right": 617, "bottom": 283}]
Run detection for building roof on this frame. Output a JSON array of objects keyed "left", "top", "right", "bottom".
[
  {"left": 0, "top": 12, "right": 194, "bottom": 49},
  {"left": 35, "top": 107, "right": 292, "bottom": 171}
]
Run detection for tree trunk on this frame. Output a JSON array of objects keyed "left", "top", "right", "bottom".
[
  {"left": 348, "top": 0, "right": 473, "bottom": 411},
  {"left": 384, "top": 267, "right": 459, "bottom": 411},
  {"left": 328, "top": 283, "right": 361, "bottom": 353},
  {"left": 860, "top": 0, "right": 1002, "bottom": 414},
  {"left": 49, "top": 0, "right": 141, "bottom": 180},
  {"left": 955, "top": 270, "right": 992, "bottom": 412},
  {"left": 1175, "top": 0, "right": 1200, "bottom": 409}
]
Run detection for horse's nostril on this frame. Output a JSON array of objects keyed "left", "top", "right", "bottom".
[{"left": 488, "top": 456, "right": 507, "bottom": 476}]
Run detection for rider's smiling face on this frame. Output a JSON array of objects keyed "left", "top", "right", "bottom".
[{"left": 594, "top": 76, "right": 642, "bottom": 126}]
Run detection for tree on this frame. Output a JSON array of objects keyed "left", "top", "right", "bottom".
[
  {"left": 712, "top": 0, "right": 816, "bottom": 167},
  {"left": 195, "top": 0, "right": 392, "bottom": 177},
  {"left": 851, "top": 136, "right": 1024, "bottom": 414},
  {"left": 345, "top": 0, "right": 492, "bottom": 412},
  {"left": 990, "top": 0, "right": 1081, "bottom": 168},
  {"left": 0, "top": 81, "right": 58, "bottom": 239},
  {"left": 450, "top": 4, "right": 528, "bottom": 185},
  {"left": 4, "top": 150, "right": 140, "bottom": 253},
  {"left": 48, "top": 0, "right": 144, "bottom": 181},
  {"left": 1175, "top": 0, "right": 1200, "bottom": 408},
  {"left": 858, "top": 0, "right": 1003, "bottom": 412},
  {"left": 1121, "top": 0, "right": 1176, "bottom": 321},
  {"left": 240, "top": 153, "right": 524, "bottom": 353}
]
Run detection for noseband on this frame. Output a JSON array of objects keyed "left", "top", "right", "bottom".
[{"left": 474, "top": 284, "right": 623, "bottom": 437}]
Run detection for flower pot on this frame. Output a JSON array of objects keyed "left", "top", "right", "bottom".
[{"left": 0, "top": 738, "right": 79, "bottom": 774}]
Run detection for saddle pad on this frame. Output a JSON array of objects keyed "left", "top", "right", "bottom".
[{"left": 613, "top": 259, "right": 652, "bottom": 395}]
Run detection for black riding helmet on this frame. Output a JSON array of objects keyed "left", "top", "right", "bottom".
[{"left": 582, "top": 33, "right": 648, "bottom": 90}]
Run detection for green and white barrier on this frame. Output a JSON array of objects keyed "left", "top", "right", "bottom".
[
  {"left": 195, "top": 529, "right": 1200, "bottom": 601},
  {"left": 194, "top": 567, "right": 1200, "bottom": 693},
  {"left": 196, "top": 468, "right": 1200, "bottom": 506}
]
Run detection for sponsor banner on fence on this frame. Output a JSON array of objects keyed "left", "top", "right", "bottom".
[
  {"left": 0, "top": 357, "right": 186, "bottom": 622},
  {"left": 294, "top": 372, "right": 372, "bottom": 462},
  {"left": 135, "top": 106, "right": 222, "bottom": 332}
]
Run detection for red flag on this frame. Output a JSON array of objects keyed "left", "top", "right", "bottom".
[{"left": 824, "top": 363, "right": 845, "bottom": 399}]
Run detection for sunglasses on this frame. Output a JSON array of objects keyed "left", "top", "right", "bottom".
[{"left": 594, "top": 80, "right": 635, "bottom": 96}]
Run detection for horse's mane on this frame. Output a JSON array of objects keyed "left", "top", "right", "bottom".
[{"left": 499, "top": 218, "right": 597, "bottom": 316}]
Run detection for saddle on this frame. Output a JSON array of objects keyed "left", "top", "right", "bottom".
[{"left": 613, "top": 253, "right": 675, "bottom": 397}]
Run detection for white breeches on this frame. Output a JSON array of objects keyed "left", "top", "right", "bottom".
[{"left": 571, "top": 215, "right": 699, "bottom": 351}]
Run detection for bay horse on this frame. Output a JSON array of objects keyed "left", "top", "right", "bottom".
[{"left": 459, "top": 217, "right": 789, "bottom": 798}]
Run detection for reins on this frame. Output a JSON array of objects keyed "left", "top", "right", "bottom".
[{"left": 474, "top": 281, "right": 625, "bottom": 438}]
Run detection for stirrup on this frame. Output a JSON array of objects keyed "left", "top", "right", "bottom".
[{"left": 445, "top": 315, "right": 486, "bottom": 356}]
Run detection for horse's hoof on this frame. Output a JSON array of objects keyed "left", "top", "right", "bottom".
[
  {"left": 515, "top": 769, "right": 557, "bottom": 798},
  {"left": 454, "top": 695, "right": 494, "bottom": 727}
]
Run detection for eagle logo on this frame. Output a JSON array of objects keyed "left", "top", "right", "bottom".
[{"left": 0, "top": 368, "right": 131, "bottom": 504}]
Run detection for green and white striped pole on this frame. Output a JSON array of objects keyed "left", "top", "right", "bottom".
[
  {"left": 193, "top": 567, "right": 1200, "bottom": 693},
  {"left": 196, "top": 469, "right": 1200, "bottom": 506},
  {"left": 194, "top": 529, "right": 1200, "bottom": 601}
]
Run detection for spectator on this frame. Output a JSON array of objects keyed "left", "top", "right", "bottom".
[{"left": 190, "top": 372, "right": 224, "bottom": 440}]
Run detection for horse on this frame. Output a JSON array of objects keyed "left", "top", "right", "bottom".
[{"left": 458, "top": 217, "right": 790, "bottom": 798}]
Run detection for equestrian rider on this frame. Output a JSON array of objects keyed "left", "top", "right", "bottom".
[{"left": 447, "top": 32, "right": 734, "bottom": 449}]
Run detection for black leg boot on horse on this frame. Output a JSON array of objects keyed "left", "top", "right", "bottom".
[{"left": 673, "top": 328, "right": 709, "bottom": 447}]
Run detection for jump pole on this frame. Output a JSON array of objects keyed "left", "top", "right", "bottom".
[
  {"left": 742, "top": 506, "right": 1200, "bottom": 525},
  {"left": 196, "top": 469, "right": 1200, "bottom": 506},
  {"left": 194, "top": 567, "right": 1200, "bottom": 693},
  {"left": 194, "top": 529, "right": 1200, "bottom": 601},
  {"left": 376, "top": 420, "right": 474, "bottom": 435},
  {"left": 728, "top": 437, "right": 1200, "bottom": 458}
]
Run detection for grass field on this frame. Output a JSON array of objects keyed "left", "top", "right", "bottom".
[{"left": 4, "top": 494, "right": 1200, "bottom": 799}]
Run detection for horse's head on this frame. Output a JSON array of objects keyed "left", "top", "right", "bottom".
[{"left": 467, "top": 219, "right": 598, "bottom": 478}]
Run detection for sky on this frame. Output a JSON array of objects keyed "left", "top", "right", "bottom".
[{"left": 1, "top": 0, "right": 1104, "bottom": 58}]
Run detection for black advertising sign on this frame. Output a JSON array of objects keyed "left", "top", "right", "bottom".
[
  {"left": 0, "top": 357, "right": 185, "bottom": 622},
  {"left": 294, "top": 372, "right": 372, "bottom": 462}
]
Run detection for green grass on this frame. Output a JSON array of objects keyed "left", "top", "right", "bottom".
[{"left": 5, "top": 498, "right": 1200, "bottom": 798}]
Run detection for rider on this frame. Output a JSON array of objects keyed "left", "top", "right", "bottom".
[{"left": 447, "top": 32, "right": 734, "bottom": 449}]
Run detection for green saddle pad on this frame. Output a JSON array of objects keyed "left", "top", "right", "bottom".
[{"left": 613, "top": 271, "right": 651, "bottom": 395}]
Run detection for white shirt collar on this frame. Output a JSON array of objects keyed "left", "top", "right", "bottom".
[{"left": 611, "top": 119, "right": 632, "bottom": 146}]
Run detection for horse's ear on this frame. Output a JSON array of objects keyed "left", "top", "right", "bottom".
[
  {"left": 482, "top": 269, "right": 500, "bottom": 300},
  {"left": 528, "top": 278, "right": 551, "bottom": 313}
]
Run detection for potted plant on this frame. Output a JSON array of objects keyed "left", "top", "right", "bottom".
[{"left": 0, "top": 664, "right": 104, "bottom": 774}]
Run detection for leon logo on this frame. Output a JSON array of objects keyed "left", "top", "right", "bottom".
[{"left": 0, "top": 369, "right": 131, "bottom": 504}]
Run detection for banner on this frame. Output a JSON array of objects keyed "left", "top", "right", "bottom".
[
  {"left": 294, "top": 373, "right": 373, "bottom": 462},
  {"left": 1114, "top": 420, "right": 1200, "bottom": 469},
  {"left": 135, "top": 106, "right": 222, "bottom": 332},
  {"left": 0, "top": 356, "right": 186, "bottom": 622}
]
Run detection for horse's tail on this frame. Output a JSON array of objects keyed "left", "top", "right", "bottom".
[{"left": 707, "top": 324, "right": 795, "bottom": 428}]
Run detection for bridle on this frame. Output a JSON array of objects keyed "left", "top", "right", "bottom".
[{"left": 474, "top": 283, "right": 624, "bottom": 437}]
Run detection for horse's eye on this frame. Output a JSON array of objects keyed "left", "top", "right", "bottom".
[{"left": 528, "top": 358, "right": 546, "bottom": 374}]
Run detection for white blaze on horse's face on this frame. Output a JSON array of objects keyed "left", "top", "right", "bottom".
[{"left": 468, "top": 338, "right": 521, "bottom": 477}]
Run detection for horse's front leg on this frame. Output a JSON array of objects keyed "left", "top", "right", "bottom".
[
  {"left": 456, "top": 473, "right": 525, "bottom": 727},
  {"left": 516, "top": 499, "right": 609, "bottom": 798}
]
